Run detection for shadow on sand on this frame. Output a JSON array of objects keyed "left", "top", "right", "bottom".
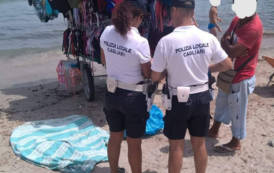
[
  {"left": 0, "top": 77, "right": 107, "bottom": 127},
  {"left": 253, "top": 85, "right": 274, "bottom": 98},
  {"left": 159, "top": 137, "right": 235, "bottom": 157}
]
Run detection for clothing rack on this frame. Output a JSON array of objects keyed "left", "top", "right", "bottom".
[{"left": 54, "top": 0, "right": 173, "bottom": 101}]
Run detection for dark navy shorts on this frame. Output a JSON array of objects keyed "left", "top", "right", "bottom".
[
  {"left": 164, "top": 90, "right": 211, "bottom": 140},
  {"left": 103, "top": 88, "right": 148, "bottom": 138}
]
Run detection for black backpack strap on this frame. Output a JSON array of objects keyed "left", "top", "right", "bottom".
[
  {"left": 230, "top": 21, "right": 240, "bottom": 44},
  {"left": 230, "top": 20, "right": 255, "bottom": 72},
  {"left": 163, "top": 75, "right": 170, "bottom": 99},
  {"left": 235, "top": 55, "right": 255, "bottom": 72}
]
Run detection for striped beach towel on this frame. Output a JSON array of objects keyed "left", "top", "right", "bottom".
[{"left": 10, "top": 115, "right": 109, "bottom": 173}]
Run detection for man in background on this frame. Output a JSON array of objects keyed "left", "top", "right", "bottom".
[{"left": 209, "top": 0, "right": 263, "bottom": 153}]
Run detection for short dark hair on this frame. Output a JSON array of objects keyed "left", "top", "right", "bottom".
[{"left": 171, "top": 0, "right": 195, "bottom": 9}]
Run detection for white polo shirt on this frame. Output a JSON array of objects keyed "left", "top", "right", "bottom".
[
  {"left": 100, "top": 25, "right": 151, "bottom": 84},
  {"left": 152, "top": 25, "right": 228, "bottom": 93}
]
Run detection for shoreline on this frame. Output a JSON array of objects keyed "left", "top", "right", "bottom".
[{"left": 0, "top": 33, "right": 273, "bottom": 89}]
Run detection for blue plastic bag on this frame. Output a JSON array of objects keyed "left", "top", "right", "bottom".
[
  {"left": 146, "top": 105, "right": 164, "bottom": 135},
  {"left": 124, "top": 105, "right": 164, "bottom": 138}
]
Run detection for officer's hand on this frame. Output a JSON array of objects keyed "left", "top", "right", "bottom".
[{"left": 147, "top": 82, "right": 158, "bottom": 97}]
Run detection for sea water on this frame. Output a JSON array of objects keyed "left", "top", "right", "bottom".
[{"left": 0, "top": 0, "right": 273, "bottom": 58}]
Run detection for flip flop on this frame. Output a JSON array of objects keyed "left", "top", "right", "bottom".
[{"left": 214, "top": 144, "right": 239, "bottom": 153}]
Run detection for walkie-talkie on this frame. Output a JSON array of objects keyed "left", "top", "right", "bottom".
[
  {"left": 147, "top": 82, "right": 157, "bottom": 98},
  {"left": 162, "top": 77, "right": 172, "bottom": 110},
  {"left": 145, "top": 80, "right": 157, "bottom": 112},
  {"left": 162, "top": 83, "right": 170, "bottom": 99}
]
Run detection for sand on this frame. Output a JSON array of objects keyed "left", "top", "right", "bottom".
[{"left": 0, "top": 36, "right": 274, "bottom": 173}]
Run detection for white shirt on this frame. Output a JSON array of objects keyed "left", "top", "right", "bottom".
[
  {"left": 152, "top": 25, "right": 228, "bottom": 93},
  {"left": 100, "top": 25, "right": 151, "bottom": 84}
]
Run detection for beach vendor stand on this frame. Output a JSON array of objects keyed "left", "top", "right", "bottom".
[
  {"left": 29, "top": 0, "right": 174, "bottom": 101},
  {"left": 58, "top": 0, "right": 114, "bottom": 101}
]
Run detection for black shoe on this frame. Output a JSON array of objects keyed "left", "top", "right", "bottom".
[{"left": 117, "top": 167, "right": 125, "bottom": 173}]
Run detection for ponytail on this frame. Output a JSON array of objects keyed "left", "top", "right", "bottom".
[{"left": 112, "top": 1, "right": 144, "bottom": 36}]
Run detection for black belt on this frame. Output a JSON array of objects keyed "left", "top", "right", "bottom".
[{"left": 189, "top": 82, "right": 208, "bottom": 87}]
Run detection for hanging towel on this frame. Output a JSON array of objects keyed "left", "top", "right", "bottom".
[
  {"left": 48, "top": 0, "right": 71, "bottom": 15},
  {"left": 30, "top": 0, "right": 59, "bottom": 22},
  {"left": 10, "top": 115, "right": 109, "bottom": 173}
]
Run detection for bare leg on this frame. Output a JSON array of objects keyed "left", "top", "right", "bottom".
[
  {"left": 168, "top": 139, "right": 184, "bottom": 173},
  {"left": 208, "top": 120, "right": 221, "bottom": 138},
  {"left": 191, "top": 136, "right": 208, "bottom": 173},
  {"left": 108, "top": 131, "right": 124, "bottom": 173},
  {"left": 209, "top": 27, "right": 218, "bottom": 37},
  {"left": 127, "top": 137, "right": 142, "bottom": 173}
]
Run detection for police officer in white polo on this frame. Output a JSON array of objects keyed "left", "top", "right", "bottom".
[
  {"left": 100, "top": 1, "right": 151, "bottom": 173},
  {"left": 151, "top": 0, "right": 233, "bottom": 172}
]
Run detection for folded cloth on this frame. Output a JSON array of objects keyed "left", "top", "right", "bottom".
[{"left": 10, "top": 115, "right": 109, "bottom": 173}]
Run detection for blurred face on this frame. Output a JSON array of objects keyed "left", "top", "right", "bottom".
[
  {"left": 138, "top": 14, "right": 144, "bottom": 26},
  {"left": 232, "top": 0, "right": 257, "bottom": 19},
  {"left": 209, "top": 0, "right": 221, "bottom": 7},
  {"left": 132, "top": 14, "right": 144, "bottom": 28}
]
